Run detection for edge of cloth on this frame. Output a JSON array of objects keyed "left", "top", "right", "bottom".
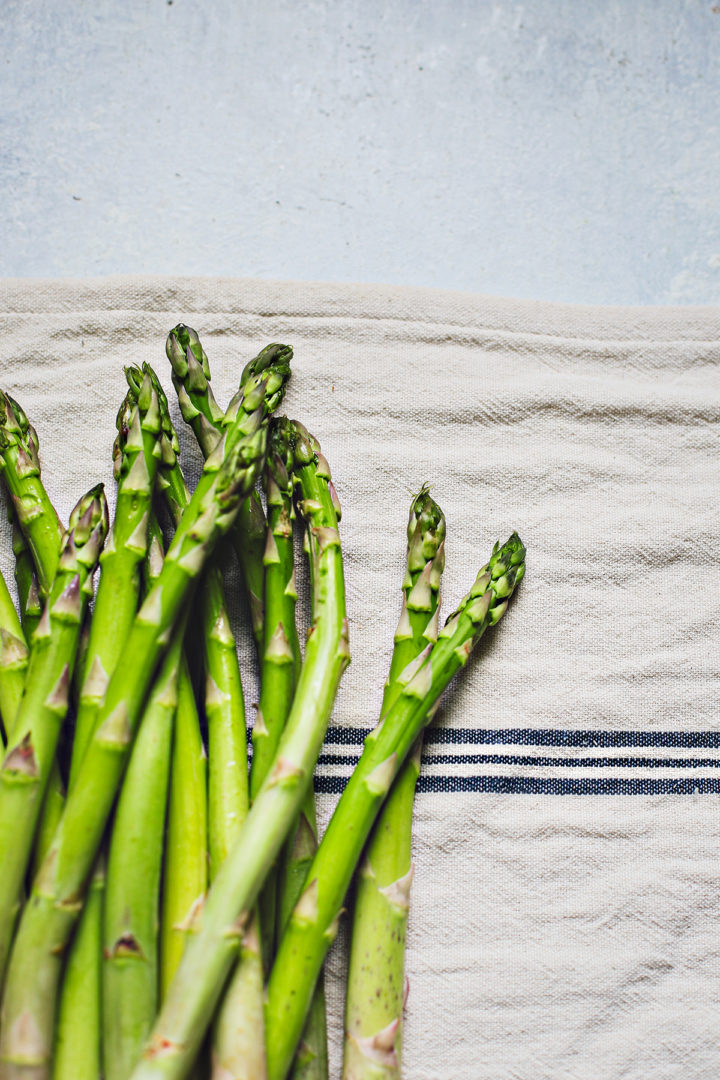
[{"left": 1, "top": 274, "right": 719, "bottom": 344}]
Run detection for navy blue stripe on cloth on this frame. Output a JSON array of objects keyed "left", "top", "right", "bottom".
[
  {"left": 310, "top": 729, "right": 720, "bottom": 795},
  {"left": 246, "top": 727, "right": 720, "bottom": 794},
  {"left": 321, "top": 727, "right": 720, "bottom": 748},
  {"left": 317, "top": 752, "right": 720, "bottom": 769},
  {"left": 314, "top": 775, "right": 720, "bottom": 795}
]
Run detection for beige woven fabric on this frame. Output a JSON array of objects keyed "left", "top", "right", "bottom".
[{"left": 1, "top": 276, "right": 720, "bottom": 1079}]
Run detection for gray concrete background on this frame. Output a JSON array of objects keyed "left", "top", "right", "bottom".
[{"left": 2, "top": 0, "right": 720, "bottom": 305}]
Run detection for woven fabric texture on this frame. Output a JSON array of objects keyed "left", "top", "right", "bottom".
[{"left": 1, "top": 276, "right": 719, "bottom": 1079}]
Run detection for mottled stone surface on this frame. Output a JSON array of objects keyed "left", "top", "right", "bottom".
[{"left": 2, "top": 0, "right": 720, "bottom": 303}]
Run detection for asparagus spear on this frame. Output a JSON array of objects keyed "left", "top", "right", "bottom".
[
  {"left": 261, "top": 417, "right": 331, "bottom": 1080},
  {"left": 130, "top": 361, "right": 249, "bottom": 886},
  {"left": 29, "top": 758, "right": 66, "bottom": 887},
  {"left": 342, "top": 488, "right": 445, "bottom": 1080},
  {"left": 129, "top": 363, "right": 242, "bottom": 979},
  {"left": 130, "top": 363, "right": 255, "bottom": 1077},
  {"left": 252, "top": 416, "right": 302, "bottom": 801},
  {"left": 70, "top": 371, "right": 163, "bottom": 783},
  {"left": 51, "top": 372, "right": 166, "bottom": 1080},
  {"left": 101, "top": 514, "right": 178, "bottom": 1080},
  {"left": 4, "top": 460, "right": 64, "bottom": 880},
  {"left": 160, "top": 656, "right": 208, "bottom": 997},
  {"left": 52, "top": 862, "right": 105, "bottom": 1080},
  {"left": 10, "top": 515, "right": 42, "bottom": 642},
  {"left": 265, "top": 533, "right": 526, "bottom": 1080},
  {"left": 0, "top": 564, "right": 29, "bottom": 747},
  {"left": 104, "top": 666, "right": 179, "bottom": 1071},
  {"left": 250, "top": 417, "right": 302, "bottom": 960},
  {"left": 166, "top": 324, "right": 281, "bottom": 652},
  {"left": 144, "top": 389, "right": 210, "bottom": 1006},
  {"left": 124, "top": 371, "right": 207, "bottom": 1010},
  {"left": 0, "top": 552, "right": 32, "bottom": 992},
  {"left": 0, "top": 358, "right": 289, "bottom": 1080},
  {"left": 211, "top": 417, "right": 305, "bottom": 1080},
  {"left": 0, "top": 414, "right": 60, "bottom": 725},
  {"left": 202, "top": 569, "right": 249, "bottom": 882},
  {"left": 0, "top": 393, "right": 63, "bottom": 599},
  {"left": 0, "top": 484, "right": 109, "bottom": 984},
  {"left": 275, "top": 804, "right": 328, "bottom": 1080},
  {"left": 2, "top": 424, "right": 71, "bottom": 844},
  {"left": 146, "top": 370, "right": 276, "bottom": 1077},
  {"left": 129, "top": 420, "right": 349, "bottom": 1080}
]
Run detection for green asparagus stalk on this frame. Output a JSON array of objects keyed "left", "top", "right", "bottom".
[
  {"left": 3, "top": 420, "right": 62, "bottom": 810},
  {"left": 70, "top": 371, "right": 163, "bottom": 784},
  {"left": 210, "top": 418, "right": 305, "bottom": 1080},
  {"left": 265, "top": 533, "right": 525, "bottom": 1080},
  {"left": 275, "top": 802, "right": 328, "bottom": 1080},
  {"left": 0, "top": 484, "right": 109, "bottom": 984},
  {"left": 130, "top": 362, "right": 249, "bottom": 884},
  {"left": 1, "top": 421, "right": 61, "bottom": 740},
  {"left": 52, "top": 862, "right": 105, "bottom": 1080},
  {"left": 0, "top": 393, "right": 63, "bottom": 599},
  {"left": 149, "top": 361, "right": 263, "bottom": 1079},
  {"left": 0, "top": 564, "right": 29, "bottom": 746},
  {"left": 203, "top": 573, "right": 249, "bottom": 882},
  {"left": 251, "top": 416, "right": 302, "bottom": 967},
  {"left": 209, "top": 915, "right": 266, "bottom": 1080},
  {"left": 101, "top": 513, "right": 177, "bottom": 1080},
  {"left": 166, "top": 325, "right": 280, "bottom": 651},
  {"left": 71, "top": 619, "right": 91, "bottom": 709},
  {"left": 4, "top": 478, "right": 66, "bottom": 871},
  {"left": 342, "top": 488, "right": 445, "bottom": 1080},
  {"left": 128, "top": 420, "right": 348, "bottom": 1080},
  {"left": 4, "top": 476, "right": 64, "bottom": 881},
  {"left": 260, "top": 418, "right": 329, "bottom": 1080},
  {"left": 30, "top": 766, "right": 66, "bottom": 880},
  {"left": 104, "top": 649, "right": 180, "bottom": 1076},
  {"left": 123, "top": 366, "right": 211, "bottom": 1003},
  {"left": 11, "top": 516, "right": 42, "bottom": 642},
  {"left": 0, "top": 357, "right": 289, "bottom": 1080},
  {"left": 160, "top": 656, "right": 208, "bottom": 998},
  {"left": 130, "top": 363, "right": 257, "bottom": 1078},
  {"left": 0, "top": 549, "right": 32, "bottom": 991},
  {"left": 252, "top": 416, "right": 302, "bottom": 801},
  {"left": 52, "top": 372, "right": 166, "bottom": 1080}
]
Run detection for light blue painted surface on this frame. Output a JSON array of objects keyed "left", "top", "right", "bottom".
[{"left": 2, "top": 0, "right": 720, "bottom": 304}]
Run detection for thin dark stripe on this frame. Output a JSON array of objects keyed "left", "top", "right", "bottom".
[
  {"left": 313, "top": 775, "right": 720, "bottom": 795},
  {"left": 321, "top": 727, "right": 720, "bottom": 748},
  {"left": 316, "top": 752, "right": 720, "bottom": 769}
]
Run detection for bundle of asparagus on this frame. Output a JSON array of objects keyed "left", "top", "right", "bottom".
[{"left": 0, "top": 326, "right": 525, "bottom": 1080}]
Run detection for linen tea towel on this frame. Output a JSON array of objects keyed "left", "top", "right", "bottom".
[{"left": 1, "top": 275, "right": 719, "bottom": 1080}]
